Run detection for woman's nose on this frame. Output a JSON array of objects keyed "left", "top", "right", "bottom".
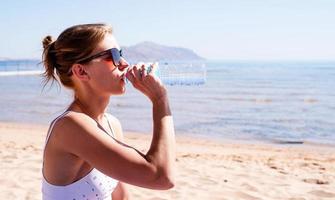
[{"left": 118, "top": 58, "right": 129, "bottom": 71}]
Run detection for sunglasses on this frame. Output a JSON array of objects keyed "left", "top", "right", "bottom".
[{"left": 77, "top": 48, "right": 123, "bottom": 66}]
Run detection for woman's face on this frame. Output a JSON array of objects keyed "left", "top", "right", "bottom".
[{"left": 83, "top": 34, "right": 129, "bottom": 96}]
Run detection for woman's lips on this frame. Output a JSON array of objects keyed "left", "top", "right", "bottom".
[{"left": 120, "top": 73, "right": 127, "bottom": 82}]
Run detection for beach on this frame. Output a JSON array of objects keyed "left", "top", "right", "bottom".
[
  {"left": 1, "top": 122, "right": 334, "bottom": 200},
  {"left": 1, "top": 0, "right": 335, "bottom": 198},
  {"left": 1, "top": 61, "right": 335, "bottom": 199}
]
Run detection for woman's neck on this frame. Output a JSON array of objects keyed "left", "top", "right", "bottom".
[{"left": 72, "top": 92, "right": 110, "bottom": 122}]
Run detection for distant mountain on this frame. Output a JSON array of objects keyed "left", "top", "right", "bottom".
[
  {"left": 0, "top": 42, "right": 205, "bottom": 63},
  {"left": 122, "top": 41, "right": 205, "bottom": 62}
]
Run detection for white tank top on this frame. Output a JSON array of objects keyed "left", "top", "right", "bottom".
[{"left": 42, "top": 111, "right": 118, "bottom": 200}]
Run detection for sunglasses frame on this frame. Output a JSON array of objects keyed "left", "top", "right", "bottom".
[
  {"left": 66, "top": 48, "right": 123, "bottom": 76},
  {"left": 77, "top": 48, "right": 123, "bottom": 66}
]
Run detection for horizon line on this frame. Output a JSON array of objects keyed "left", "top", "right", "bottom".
[{"left": 1, "top": 57, "right": 335, "bottom": 63}]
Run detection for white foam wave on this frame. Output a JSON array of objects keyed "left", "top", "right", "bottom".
[{"left": 0, "top": 70, "right": 43, "bottom": 76}]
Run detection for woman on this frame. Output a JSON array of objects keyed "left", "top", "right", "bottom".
[{"left": 41, "top": 23, "right": 175, "bottom": 200}]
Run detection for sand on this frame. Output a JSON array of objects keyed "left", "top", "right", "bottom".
[{"left": 0, "top": 122, "right": 334, "bottom": 200}]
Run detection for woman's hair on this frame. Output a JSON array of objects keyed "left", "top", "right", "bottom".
[{"left": 42, "top": 23, "right": 113, "bottom": 88}]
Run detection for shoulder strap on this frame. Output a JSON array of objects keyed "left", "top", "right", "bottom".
[
  {"left": 104, "top": 113, "right": 116, "bottom": 138},
  {"left": 44, "top": 111, "right": 71, "bottom": 149}
]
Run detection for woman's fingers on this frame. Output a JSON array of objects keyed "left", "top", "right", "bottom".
[
  {"left": 141, "top": 64, "right": 147, "bottom": 81},
  {"left": 125, "top": 66, "right": 135, "bottom": 83},
  {"left": 149, "top": 62, "right": 158, "bottom": 75},
  {"left": 126, "top": 62, "right": 166, "bottom": 102},
  {"left": 133, "top": 64, "right": 141, "bottom": 79},
  {"left": 126, "top": 64, "right": 142, "bottom": 83}
]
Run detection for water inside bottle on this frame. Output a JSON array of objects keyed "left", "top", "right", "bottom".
[
  {"left": 126, "top": 62, "right": 206, "bottom": 86},
  {"left": 157, "top": 62, "right": 206, "bottom": 86}
]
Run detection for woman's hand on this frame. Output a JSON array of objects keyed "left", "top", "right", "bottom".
[{"left": 125, "top": 63, "right": 167, "bottom": 104}]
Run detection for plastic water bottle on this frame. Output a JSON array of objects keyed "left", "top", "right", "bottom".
[{"left": 140, "top": 62, "right": 206, "bottom": 86}]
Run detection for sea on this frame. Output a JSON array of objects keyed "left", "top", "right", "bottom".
[{"left": 0, "top": 60, "right": 334, "bottom": 145}]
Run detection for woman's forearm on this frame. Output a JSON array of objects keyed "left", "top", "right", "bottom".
[{"left": 145, "top": 96, "right": 176, "bottom": 185}]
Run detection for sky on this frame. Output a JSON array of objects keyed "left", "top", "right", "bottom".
[{"left": 0, "top": 0, "right": 334, "bottom": 60}]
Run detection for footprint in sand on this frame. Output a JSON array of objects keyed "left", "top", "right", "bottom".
[
  {"left": 2, "top": 153, "right": 18, "bottom": 160},
  {"left": 234, "top": 191, "right": 262, "bottom": 200},
  {"left": 199, "top": 177, "right": 218, "bottom": 185},
  {"left": 180, "top": 153, "right": 201, "bottom": 158},
  {"left": 303, "top": 178, "right": 329, "bottom": 185},
  {"left": 148, "top": 197, "right": 169, "bottom": 200},
  {"left": 309, "top": 190, "right": 335, "bottom": 198},
  {"left": 0, "top": 179, "right": 20, "bottom": 188},
  {"left": 241, "top": 183, "right": 259, "bottom": 192},
  {"left": 25, "top": 166, "right": 41, "bottom": 173}
]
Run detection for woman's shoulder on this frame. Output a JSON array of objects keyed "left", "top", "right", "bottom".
[
  {"left": 50, "top": 111, "right": 123, "bottom": 141},
  {"left": 50, "top": 111, "right": 121, "bottom": 151},
  {"left": 51, "top": 111, "right": 96, "bottom": 138},
  {"left": 54, "top": 111, "right": 93, "bottom": 126}
]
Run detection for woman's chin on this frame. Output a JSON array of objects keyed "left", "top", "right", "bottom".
[
  {"left": 112, "top": 86, "right": 126, "bottom": 95},
  {"left": 109, "top": 80, "right": 127, "bottom": 95}
]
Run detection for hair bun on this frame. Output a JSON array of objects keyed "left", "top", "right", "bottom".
[{"left": 42, "top": 35, "right": 54, "bottom": 49}]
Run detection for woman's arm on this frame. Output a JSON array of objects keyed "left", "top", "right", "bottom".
[
  {"left": 52, "top": 64, "right": 176, "bottom": 190},
  {"left": 126, "top": 63, "right": 176, "bottom": 188}
]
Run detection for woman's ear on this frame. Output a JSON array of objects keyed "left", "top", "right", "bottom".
[{"left": 71, "top": 64, "right": 90, "bottom": 81}]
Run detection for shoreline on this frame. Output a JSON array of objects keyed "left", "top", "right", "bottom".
[{"left": 1, "top": 120, "right": 334, "bottom": 148}]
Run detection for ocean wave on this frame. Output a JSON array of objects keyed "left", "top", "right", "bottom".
[{"left": 0, "top": 70, "right": 43, "bottom": 76}]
